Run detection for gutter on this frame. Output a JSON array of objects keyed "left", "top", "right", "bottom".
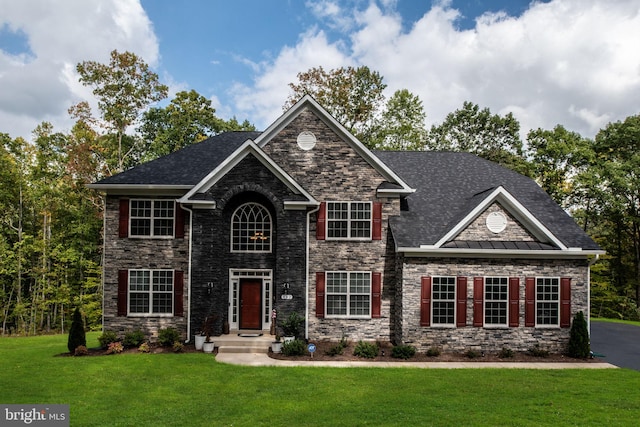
[
  {"left": 398, "top": 247, "right": 606, "bottom": 259},
  {"left": 305, "top": 204, "right": 321, "bottom": 340},
  {"left": 180, "top": 203, "right": 194, "bottom": 343}
]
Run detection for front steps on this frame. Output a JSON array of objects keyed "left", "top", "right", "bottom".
[{"left": 213, "top": 330, "right": 274, "bottom": 354}]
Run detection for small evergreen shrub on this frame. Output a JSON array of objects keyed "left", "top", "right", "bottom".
[
  {"left": 74, "top": 345, "right": 88, "bottom": 356},
  {"left": 123, "top": 329, "right": 146, "bottom": 348},
  {"left": 568, "top": 311, "right": 590, "bottom": 359},
  {"left": 106, "top": 341, "right": 124, "bottom": 354},
  {"left": 529, "top": 344, "right": 549, "bottom": 358},
  {"left": 464, "top": 349, "right": 482, "bottom": 359},
  {"left": 98, "top": 330, "right": 119, "bottom": 349},
  {"left": 353, "top": 341, "right": 378, "bottom": 359},
  {"left": 158, "top": 327, "right": 181, "bottom": 347},
  {"left": 391, "top": 345, "right": 416, "bottom": 360},
  {"left": 67, "top": 307, "right": 87, "bottom": 353},
  {"left": 282, "top": 339, "right": 306, "bottom": 356},
  {"left": 426, "top": 347, "right": 441, "bottom": 357},
  {"left": 172, "top": 341, "right": 184, "bottom": 353},
  {"left": 138, "top": 342, "right": 150, "bottom": 353},
  {"left": 499, "top": 347, "right": 515, "bottom": 359},
  {"left": 325, "top": 339, "right": 348, "bottom": 356}
]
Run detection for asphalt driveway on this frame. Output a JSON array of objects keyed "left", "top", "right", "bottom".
[{"left": 590, "top": 320, "right": 640, "bottom": 370}]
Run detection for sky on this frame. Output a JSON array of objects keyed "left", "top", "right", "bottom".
[{"left": 0, "top": 0, "right": 639, "bottom": 143}]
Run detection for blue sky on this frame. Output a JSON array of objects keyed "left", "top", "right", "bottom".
[{"left": 0, "top": 0, "right": 638, "bottom": 141}]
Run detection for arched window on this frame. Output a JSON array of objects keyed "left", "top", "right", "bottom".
[{"left": 231, "top": 203, "right": 272, "bottom": 252}]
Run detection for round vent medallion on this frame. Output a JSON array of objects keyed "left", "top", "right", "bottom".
[
  {"left": 297, "top": 131, "right": 317, "bottom": 150},
  {"left": 486, "top": 212, "right": 507, "bottom": 233}
]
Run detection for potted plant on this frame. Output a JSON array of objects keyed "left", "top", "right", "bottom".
[
  {"left": 200, "top": 314, "right": 218, "bottom": 353},
  {"left": 281, "top": 312, "right": 304, "bottom": 342},
  {"left": 271, "top": 335, "right": 282, "bottom": 353}
]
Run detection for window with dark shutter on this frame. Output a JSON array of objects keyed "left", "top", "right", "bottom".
[
  {"left": 371, "top": 272, "right": 381, "bottom": 318},
  {"left": 119, "top": 199, "right": 129, "bottom": 238},
  {"left": 174, "top": 271, "right": 184, "bottom": 317},
  {"left": 456, "top": 276, "right": 467, "bottom": 327},
  {"left": 118, "top": 270, "right": 128, "bottom": 316},
  {"left": 560, "top": 277, "right": 571, "bottom": 328},
  {"left": 316, "top": 202, "right": 326, "bottom": 240},
  {"left": 473, "top": 277, "right": 483, "bottom": 327},
  {"left": 420, "top": 277, "right": 431, "bottom": 326},
  {"left": 175, "top": 203, "right": 185, "bottom": 239},
  {"left": 372, "top": 202, "right": 382, "bottom": 240},
  {"left": 509, "top": 277, "right": 520, "bottom": 327},
  {"left": 316, "top": 272, "right": 325, "bottom": 318},
  {"left": 525, "top": 277, "right": 535, "bottom": 327}
]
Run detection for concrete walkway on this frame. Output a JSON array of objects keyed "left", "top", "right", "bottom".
[{"left": 215, "top": 353, "right": 617, "bottom": 369}]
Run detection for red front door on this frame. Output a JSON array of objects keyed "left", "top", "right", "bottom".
[{"left": 240, "top": 279, "right": 262, "bottom": 329}]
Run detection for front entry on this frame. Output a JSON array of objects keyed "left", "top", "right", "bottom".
[{"left": 239, "top": 279, "right": 262, "bottom": 329}]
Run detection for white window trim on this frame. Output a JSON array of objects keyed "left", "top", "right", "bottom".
[
  {"left": 129, "top": 199, "right": 175, "bottom": 239},
  {"left": 535, "top": 276, "right": 561, "bottom": 328},
  {"left": 483, "top": 276, "right": 509, "bottom": 328},
  {"left": 230, "top": 202, "right": 273, "bottom": 253},
  {"left": 127, "top": 269, "right": 174, "bottom": 317},
  {"left": 326, "top": 201, "right": 373, "bottom": 241},
  {"left": 325, "top": 271, "right": 372, "bottom": 319},
  {"left": 431, "top": 276, "right": 456, "bottom": 327}
]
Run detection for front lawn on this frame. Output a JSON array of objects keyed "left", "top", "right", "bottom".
[{"left": 1, "top": 333, "right": 639, "bottom": 426}]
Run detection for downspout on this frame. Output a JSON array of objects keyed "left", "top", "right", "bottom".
[
  {"left": 305, "top": 205, "right": 321, "bottom": 340},
  {"left": 587, "top": 254, "right": 600, "bottom": 337},
  {"left": 180, "top": 204, "right": 194, "bottom": 343}
]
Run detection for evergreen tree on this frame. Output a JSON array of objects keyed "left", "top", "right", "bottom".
[
  {"left": 568, "top": 311, "right": 590, "bottom": 359},
  {"left": 67, "top": 307, "right": 86, "bottom": 353}
]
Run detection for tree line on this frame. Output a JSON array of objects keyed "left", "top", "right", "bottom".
[{"left": 1, "top": 51, "right": 638, "bottom": 335}]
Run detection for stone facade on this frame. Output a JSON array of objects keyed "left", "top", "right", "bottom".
[
  {"left": 399, "top": 257, "right": 589, "bottom": 352},
  {"left": 455, "top": 203, "right": 536, "bottom": 242}
]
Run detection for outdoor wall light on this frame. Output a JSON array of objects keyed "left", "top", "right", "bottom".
[{"left": 207, "top": 282, "right": 214, "bottom": 295}]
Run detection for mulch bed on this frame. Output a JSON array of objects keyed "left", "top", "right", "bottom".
[{"left": 268, "top": 340, "right": 601, "bottom": 363}]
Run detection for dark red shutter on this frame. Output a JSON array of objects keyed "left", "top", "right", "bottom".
[
  {"left": 316, "top": 272, "right": 325, "bottom": 318},
  {"left": 560, "top": 277, "right": 571, "bottom": 328},
  {"left": 420, "top": 277, "right": 431, "bottom": 326},
  {"left": 509, "top": 277, "right": 520, "bottom": 327},
  {"left": 473, "top": 277, "right": 484, "bottom": 327},
  {"left": 118, "top": 199, "right": 129, "bottom": 238},
  {"left": 174, "top": 270, "right": 184, "bottom": 317},
  {"left": 117, "top": 270, "right": 128, "bottom": 316},
  {"left": 316, "top": 202, "right": 326, "bottom": 240},
  {"left": 371, "top": 272, "right": 382, "bottom": 318},
  {"left": 372, "top": 202, "right": 382, "bottom": 240},
  {"left": 525, "top": 277, "right": 535, "bottom": 327},
  {"left": 174, "top": 203, "right": 185, "bottom": 238},
  {"left": 456, "top": 277, "right": 467, "bottom": 327}
]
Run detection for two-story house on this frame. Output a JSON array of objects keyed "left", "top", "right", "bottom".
[{"left": 88, "top": 95, "right": 603, "bottom": 353}]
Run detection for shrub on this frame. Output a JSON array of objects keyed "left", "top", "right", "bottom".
[
  {"left": 67, "top": 307, "right": 86, "bottom": 353},
  {"left": 98, "top": 330, "right": 119, "bottom": 349},
  {"left": 499, "top": 347, "right": 515, "bottom": 359},
  {"left": 464, "top": 349, "right": 482, "bottom": 359},
  {"left": 172, "top": 341, "right": 184, "bottom": 353},
  {"left": 568, "top": 311, "right": 590, "bottom": 359},
  {"left": 74, "top": 345, "right": 88, "bottom": 356},
  {"left": 529, "top": 344, "right": 549, "bottom": 358},
  {"left": 353, "top": 341, "right": 378, "bottom": 359},
  {"left": 282, "top": 339, "right": 306, "bottom": 356},
  {"left": 138, "top": 342, "right": 150, "bottom": 353},
  {"left": 426, "top": 347, "right": 441, "bottom": 357},
  {"left": 280, "top": 312, "right": 305, "bottom": 339},
  {"left": 106, "top": 341, "right": 124, "bottom": 354},
  {"left": 158, "top": 327, "right": 181, "bottom": 347},
  {"left": 123, "top": 330, "right": 146, "bottom": 348},
  {"left": 391, "top": 345, "right": 416, "bottom": 360}
]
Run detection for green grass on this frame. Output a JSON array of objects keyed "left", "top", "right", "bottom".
[
  {"left": 591, "top": 317, "right": 640, "bottom": 327},
  {"left": 1, "top": 333, "right": 640, "bottom": 426}
]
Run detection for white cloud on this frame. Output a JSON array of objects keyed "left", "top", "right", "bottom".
[
  {"left": 238, "top": 0, "right": 640, "bottom": 138},
  {"left": 0, "top": 0, "right": 159, "bottom": 140}
]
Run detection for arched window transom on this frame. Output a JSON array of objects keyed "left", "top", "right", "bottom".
[{"left": 231, "top": 203, "right": 272, "bottom": 252}]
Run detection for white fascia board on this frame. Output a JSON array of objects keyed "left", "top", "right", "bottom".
[
  {"left": 284, "top": 200, "right": 321, "bottom": 210},
  {"left": 255, "top": 95, "right": 415, "bottom": 196},
  {"left": 433, "top": 186, "right": 568, "bottom": 250},
  {"left": 178, "top": 139, "right": 316, "bottom": 205},
  {"left": 86, "top": 184, "right": 192, "bottom": 196},
  {"left": 398, "top": 247, "right": 605, "bottom": 259}
]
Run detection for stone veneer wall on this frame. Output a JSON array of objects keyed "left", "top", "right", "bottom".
[
  {"left": 102, "top": 196, "right": 189, "bottom": 341},
  {"left": 455, "top": 203, "right": 536, "bottom": 242},
  {"left": 262, "top": 109, "right": 401, "bottom": 341},
  {"left": 400, "top": 257, "right": 590, "bottom": 353}
]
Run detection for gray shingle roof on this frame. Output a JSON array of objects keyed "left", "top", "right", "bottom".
[
  {"left": 373, "top": 151, "right": 600, "bottom": 251},
  {"left": 93, "top": 131, "right": 262, "bottom": 186}
]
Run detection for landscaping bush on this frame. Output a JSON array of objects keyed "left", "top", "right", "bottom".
[
  {"left": 172, "top": 341, "right": 184, "bottom": 353},
  {"left": 158, "top": 327, "right": 181, "bottom": 347},
  {"left": 568, "top": 311, "right": 590, "bottom": 359},
  {"left": 353, "top": 341, "right": 378, "bottom": 359},
  {"left": 67, "top": 307, "right": 86, "bottom": 353},
  {"left": 426, "top": 347, "right": 441, "bottom": 357},
  {"left": 464, "top": 349, "right": 482, "bottom": 359},
  {"left": 74, "top": 345, "right": 88, "bottom": 356},
  {"left": 391, "top": 344, "right": 416, "bottom": 359},
  {"left": 499, "top": 347, "right": 515, "bottom": 359},
  {"left": 106, "top": 341, "right": 124, "bottom": 354},
  {"left": 325, "top": 338, "right": 348, "bottom": 356},
  {"left": 280, "top": 312, "right": 305, "bottom": 339},
  {"left": 98, "top": 330, "right": 119, "bottom": 349},
  {"left": 123, "top": 329, "right": 146, "bottom": 348},
  {"left": 138, "top": 342, "right": 150, "bottom": 353},
  {"left": 529, "top": 344, "right": 549, "bottom": 358},
  {"left": 282, "top": 339, "right": 306, "bottom": 356}
]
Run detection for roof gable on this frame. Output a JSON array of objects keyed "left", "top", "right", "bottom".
[{"left": 178, "top": 139, "right": 317, "bottom": 209}]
